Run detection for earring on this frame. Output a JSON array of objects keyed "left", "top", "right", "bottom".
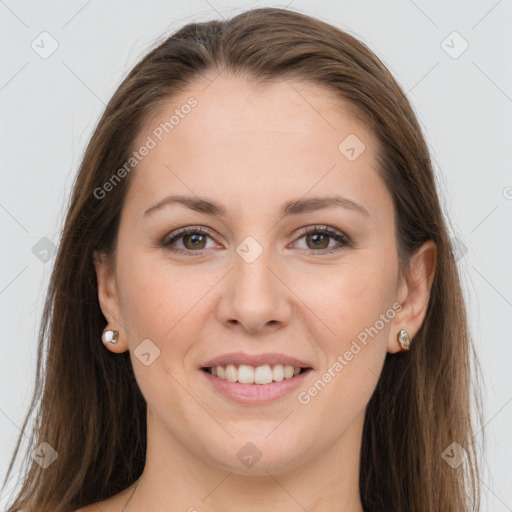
[
  {"left": 396, "top": 329, "right": 411, "bottom": 351},
  {"left": 102, "top": 329, "right": 119, "bottom": 345}
]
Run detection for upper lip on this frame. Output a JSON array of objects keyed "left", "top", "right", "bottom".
[{"left": 201, "top": 352, "right": 313, "bottom": 369}]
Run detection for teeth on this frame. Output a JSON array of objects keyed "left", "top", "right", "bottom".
[
  {"left": 283, "top": 365, "right": 294, "bottom": 379},
  {"left": 238, "top": 364, "right": 254, "bottom": 384},
  {"left": 272, "top": 364, "right": 284, "bottom": 382},
  {"left": 254, "top": 364, "right": 273, "bottom": 384},
  {"left": 208, "top": 364, "right": 305, "bottom": 384},
  {"left": 225, "top": 364, "right": 237, "bottom": 383}
]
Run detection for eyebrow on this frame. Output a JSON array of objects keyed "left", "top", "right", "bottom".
[{"left": 143, "top": 194, "right": 370, "bottom": 219}]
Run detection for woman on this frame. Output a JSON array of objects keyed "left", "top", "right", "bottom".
[{"left": 3, "top": 7, "right": 483, "bottom": 512}]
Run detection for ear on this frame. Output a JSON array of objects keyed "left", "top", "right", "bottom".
[
  {"left": 388, "top": 240, "right": 437, "bottom": 353},
  {"left": 93, "top": 250, "right": 129, "bottom": 353}
]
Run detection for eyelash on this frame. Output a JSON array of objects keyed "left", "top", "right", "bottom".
[{"left": 160, "top": 225, "right": 351, "bottom": 257}]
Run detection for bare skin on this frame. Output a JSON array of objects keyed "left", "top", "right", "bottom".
[{"left": 83, "top": 74, "right": 436, "bottom": 511}]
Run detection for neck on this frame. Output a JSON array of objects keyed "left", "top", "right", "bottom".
[{"left": 127, "top": 410, "right": 365, "bottom": 512}]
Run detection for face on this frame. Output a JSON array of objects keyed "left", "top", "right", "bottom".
[{"left": 96, "top": 75, "right": 414, "bottom": 476}]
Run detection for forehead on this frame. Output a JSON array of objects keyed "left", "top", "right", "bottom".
[
  {"left": 138, "top": 75, "right": 367, "bottom": 150},
  {"left": 125, "top": 75, "right": 388, "bottom": 221}
]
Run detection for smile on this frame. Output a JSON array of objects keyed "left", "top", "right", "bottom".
[
  {"left": 203, "top": 363, "right": 309, "bottom": 384},
  {"left": 200, "top": 365, "right": 313, "bottom": 404}
]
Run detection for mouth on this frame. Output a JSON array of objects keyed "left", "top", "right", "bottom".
[
  {"left": 201, "top": 364, "right": 312, "bottom": 385},
  {"left": 199, "top": 352, "right": 314, "bottom": 403},
  {"left": 199, "top": 355, "right": 314, "bottom": 403}
]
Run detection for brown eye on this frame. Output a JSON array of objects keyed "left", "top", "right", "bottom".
[
  {"left": 293, "top": 226, "right": 351, "bottom": 256},
  {"left": 161, "top": 227, "right": 216, "bottom": 254},
  {"left": 161, "top": 225, "right": 351, "bottom": 257},
  {"left": 305, "top": 232, "right": 330, "bottom": 250},
  {"left": 182, "top": 233, "right": 208, "bottom": 250}
]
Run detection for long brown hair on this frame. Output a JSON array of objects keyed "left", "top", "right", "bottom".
[{"left": 3, "top": 7, "right": 483, "bottom": 511}]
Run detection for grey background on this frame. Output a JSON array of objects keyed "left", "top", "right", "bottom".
[{"left": 1, "top": 0, "right": 511, "bottom": 509}]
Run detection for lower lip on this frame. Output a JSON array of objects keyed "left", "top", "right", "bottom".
[{"left": 201, "top": 368, "right": 313, "bottom": 404}]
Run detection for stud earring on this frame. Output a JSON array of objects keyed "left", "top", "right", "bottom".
[
  {"left": 101, "top": 329, "right": 119, "bottom": 345},
  {"left": 396, "top": 329, "right": 411, "bottom": 351}
]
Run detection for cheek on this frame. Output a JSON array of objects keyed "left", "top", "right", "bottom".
[
  {"left": 297, "top": 263, "right": 395, "bottom": 428},
  {"left": 116, "top": 253, "right": 218, "bottom": 355},
  {"left": 115, "top": 254, "right": 180, "bottom": 339},
  {"left": 300, "top": 257, "right": 397, "bottom": 345}
]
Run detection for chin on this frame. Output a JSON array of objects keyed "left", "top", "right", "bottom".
[{"left": 203, "top": 431, "right": 310, "bottom": 475}]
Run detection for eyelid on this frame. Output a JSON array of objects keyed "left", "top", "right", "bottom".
[
  {"left": 293, "top": 225, "right": 350, "bottom": 244},
  {"left": 160, "top": 226, "right": 220, "bottom": 249},
  {"left": 160, "top": 224, "right": 352, "bottom": 255}
]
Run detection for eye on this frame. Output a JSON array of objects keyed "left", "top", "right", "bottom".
[
  {"left": 292, "top": 225, "right": 351, "bottom": 256},
  {"left": 160, "top": 227, "right": 218, "bottom": 254},
  {"left": 160, "top": 225, "right": 351, "bottom": 256}
]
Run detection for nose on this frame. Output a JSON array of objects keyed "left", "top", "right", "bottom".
[{"left": 215, "top": 244, "right": 292, "bottom": 335}]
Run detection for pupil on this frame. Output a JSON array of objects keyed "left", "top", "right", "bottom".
[
  {"left": 309, "top": 233, "right": 328, "bottom": 249},
  {"left": 186, "top": 234, "right": 205, "bottom": 249},
  {"left": 184, "top": 233, "right": 329, "bottom": 251}
]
